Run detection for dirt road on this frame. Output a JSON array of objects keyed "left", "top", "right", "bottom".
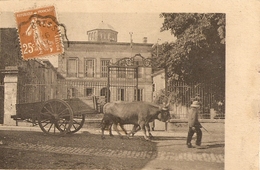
[{"left": 0, "top": 125, "right": 224, "bottom": 169}]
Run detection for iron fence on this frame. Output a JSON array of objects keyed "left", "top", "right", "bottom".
[
  {"left": 167, "top": 80, "right": 225, "bottom": 119},
  {"left": 107, "top": 66, "right": 138, "bottom": 102},
  {"left": 16, "top": 80, "right": 225, "bottom": 119}
]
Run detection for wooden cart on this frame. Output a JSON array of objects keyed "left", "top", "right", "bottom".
[{"left": 12, "top": 97, "right": 98, "bottom": 135}]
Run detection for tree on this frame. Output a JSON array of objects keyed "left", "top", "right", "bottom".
[{"left": 153, "top": 13, "right": 225, "bottom": 101}]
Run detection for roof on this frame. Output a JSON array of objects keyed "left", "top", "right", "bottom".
[
  {"left": 64, "top": 40, "right": 153, "bottom": 46},
  {"left": 41, "top": 59, "right": 64, "bottom": 79},
  {"left": 87, "top": 21, "right": 118, "bottom": 33},
  {"left": 98, "top": 21, "right": 115, "bottom": 30}
]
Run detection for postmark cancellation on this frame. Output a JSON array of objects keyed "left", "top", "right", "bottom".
[{"left": 15, "top": 6, "right": 63, "bottom": 60}]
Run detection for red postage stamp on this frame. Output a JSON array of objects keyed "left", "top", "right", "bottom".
[{"left": 15, "top": 6, "right": 63, "bottom": 60}]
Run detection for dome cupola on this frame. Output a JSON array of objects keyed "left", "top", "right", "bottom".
[{"left": 87, "top": 21, "right": 118, "bottom": 42}]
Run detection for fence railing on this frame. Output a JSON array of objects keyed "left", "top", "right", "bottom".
[
  {"left": 16, "top": 78, "right": 225, "bottom": 119},
  {"left": 167, "top": 80, "right": 225, "bottom": 119}
]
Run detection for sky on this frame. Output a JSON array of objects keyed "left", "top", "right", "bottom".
[
  {"left": 0, "top": 12, "right": 174, "bottom": 43},
  {"left": 57, "top": 12, "right": 175, "bottom": 44},
  {"left": 0, "top": 2, "right": 175, "bottom": 66}
]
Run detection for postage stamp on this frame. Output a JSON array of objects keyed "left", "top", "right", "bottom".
[{"left": 15, "top": 6, "right": 63, "bottom": 60}]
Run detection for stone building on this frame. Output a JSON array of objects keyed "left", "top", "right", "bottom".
[
  {"left": 58, "top": 22, "right": 154, "bottom": 103},
  {"left": 0, "top": 28, "right": 65, "bottom": 125}
]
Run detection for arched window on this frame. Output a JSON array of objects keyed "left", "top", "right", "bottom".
[
  {"left": 100, "top": 87, "right": 108, "bottom": 96},
  {"left": 100, "top": 87, "right": 110, "bottom": 102}
]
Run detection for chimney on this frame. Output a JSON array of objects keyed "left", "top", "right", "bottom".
[{"left": 143, "top": 37, "right": 147, "bottom": 43}]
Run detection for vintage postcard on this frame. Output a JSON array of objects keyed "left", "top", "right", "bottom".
[{"left": 0, "top": 1, "right": 259, "bottom": 170}]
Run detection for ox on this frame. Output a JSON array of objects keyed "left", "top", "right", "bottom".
[
  {"left": 101, "top": 113, "right": 129, "bottom": 138},
  {"left": 101, "top": 101, "right": 171, "bottom": 140},
  {"left": 101, "top": 112, "right": 141, "bottom": 138}
]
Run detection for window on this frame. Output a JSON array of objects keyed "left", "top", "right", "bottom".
[
  {"left": 67, "top": 88, "right": 77, "bottom": 98},
  {"left": 100, "top": 88, "right": 108, "bottom": 96},
  {"left": 133, "top": 67, "right": 143, "bottom": 78},
  {"left": 100, "top": 88, "right": 110, "bottom": 102},
  {"left": 101, "top": 59, "right": 110, "bottom": 77},
  {"left": 126, "top": 68, "right": 134, "bottom": 78},
  {"left": 117, "top": 68, "right": 126, "bottom": 78},
  {"left": 67, "top": 58, "right": 78, "bottom": 77},
  {"left": 110, "top": 34, "right": 115, "bottom": 41},
  {"left": 133, "top": 61, "right": 143, "bottom": 78},
  {"left": 134, "top": 89, "right": 143, "bottom": 101},
  {"left": 85, "top": 88, "right": 93, "bottom": 96},
  {"left": 85, "top": 59, "right": 95, "bottom": 77},
  {"left": 117, "top": 88, "right": 125, "bottom": 101},
  {"left": 71, "top": 88, "right": 77, "bottom": 97},
  {"left": 116, "top": 59, "right": 127, "bottom": 78}
]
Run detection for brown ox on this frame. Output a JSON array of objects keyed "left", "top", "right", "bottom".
[
  {"left": 100, "top": 113, "right": 129, "bottom": 138},
  {"left": 101, "top": 101, "right": 171, "bottom": 140}
]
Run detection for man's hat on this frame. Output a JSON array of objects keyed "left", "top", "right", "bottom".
[{"left": 191, "top": 101, "right": 200, "bottom": 108}]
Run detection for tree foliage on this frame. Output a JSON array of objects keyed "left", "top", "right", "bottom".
[{"left": 153, "top": 13, "right": 225, "bottom": 101}]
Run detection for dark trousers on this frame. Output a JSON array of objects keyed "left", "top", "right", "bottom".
[{"left": 186, "top": 127, "right": 202, "bottom": 146}]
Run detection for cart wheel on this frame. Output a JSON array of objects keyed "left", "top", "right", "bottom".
[
  {"left": 67, "top": 114, "right": 86, "bottom": 134},
  {"left": 38, "top": 99, "right": 73, "bottom": 135}
]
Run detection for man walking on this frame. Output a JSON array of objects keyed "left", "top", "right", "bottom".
[{"left": 187, "top": 101, "right": 202, "bottom": 148}]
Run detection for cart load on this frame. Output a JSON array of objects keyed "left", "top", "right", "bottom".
[{"left": 12, "top": 97, "right": 99, "bottom": 135}]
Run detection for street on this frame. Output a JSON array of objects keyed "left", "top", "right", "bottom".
[{"left": 0, "top": 123, "right": 224, "bottom": 170}]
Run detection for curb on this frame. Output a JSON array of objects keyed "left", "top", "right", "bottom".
[
  {"left": 0, "top": 124, "right": 41, "bottom": 132},
  {"left": 0, "top": 124, "right": 188, "bottom": 138}
]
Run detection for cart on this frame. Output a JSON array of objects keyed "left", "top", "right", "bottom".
[{"left": 12, "top": 97, "right": 99, "bottom": 135}]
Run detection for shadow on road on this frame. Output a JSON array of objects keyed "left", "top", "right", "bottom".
[
  {"left": 151, "top": 136, "right": 186, "bottom": 141},
  {"left": 0, "top": 130, "right": 159, "bottom": 169},
  {"left": 207, "top": 143, "right": 225, "bottom": 148}
]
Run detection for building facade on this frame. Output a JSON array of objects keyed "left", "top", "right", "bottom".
[
  {"left": 58, "top": 22, "right": 154, "bottom": 103},
  {"left": 0, "top": 28, "right": 66, "bottom": 124},
  {"left": 152, "top": 69, "right": 165, "bottom": 101}
]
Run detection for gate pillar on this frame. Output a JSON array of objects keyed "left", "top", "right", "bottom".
[{"left": 3, "top": 66, "right": 18, "bottom": 126}]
